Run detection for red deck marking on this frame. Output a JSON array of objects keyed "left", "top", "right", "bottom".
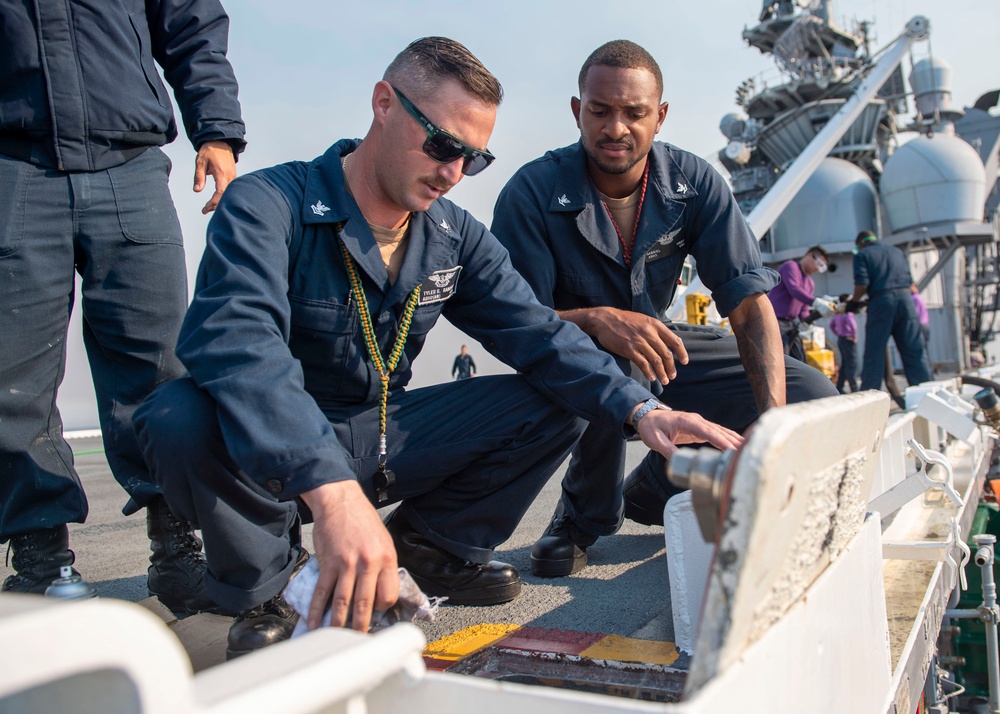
[
  {"left": 494, "top": 626, "right": 606, "bottom": 656},
  {"left": 422, "top": 656, "right": 456, "bottom": 671}
]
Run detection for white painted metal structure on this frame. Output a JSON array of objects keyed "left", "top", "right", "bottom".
[
  {"left": 768, "top": 157, "right": 880, "bottom": 257},
  {"left": 3, "top": 370, "right": 997, "bottom": 713},
  {"left": 881, "top": 134, "right": 988, "bottom": 232}
]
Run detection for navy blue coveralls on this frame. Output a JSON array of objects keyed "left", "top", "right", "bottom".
[
  {"left": 135, "top": 140, "right": 655, "bottom": 612},
  {"left": 493, "top": 141, "right": 837, "bottom": 536},
  {"left": 452, "top": 353, "right": 476, "bottom": 380},
  {"left": 854, "top": 241, "right": 932, "bottom": 391},
  {"left": 0, "top": 0, "right": 245, "bottom": 541}
]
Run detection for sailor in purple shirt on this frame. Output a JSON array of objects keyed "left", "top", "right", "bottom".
[
  {"left": 911, "top": 288, "right": 933, "bottom": 375},
  {"left": 766, "top": 246, "right": 835, "bottom": 361},
  {"left": 830, "top": 313, "right": 859, "bottom": 393}
]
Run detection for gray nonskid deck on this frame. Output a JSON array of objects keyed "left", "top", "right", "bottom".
[{"left": 1, "top": 436, "right": 675, "bottom": 669}]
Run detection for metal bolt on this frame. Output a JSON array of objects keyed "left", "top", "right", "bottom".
[{"left": 667, "top": 447, "right": 735, "bottom": 542}]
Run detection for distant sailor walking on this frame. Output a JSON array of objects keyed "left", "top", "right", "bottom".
[{"left": 452, "top": 345, "right": 477, "bottom": 379}]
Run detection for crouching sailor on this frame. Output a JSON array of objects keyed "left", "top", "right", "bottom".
[{"left": 135, "top": 37, "right": 742, "bottom": 659}]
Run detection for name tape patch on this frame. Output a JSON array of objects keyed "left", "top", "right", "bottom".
[
  {"left": 418, "top": 266, "right": 462, "bottom": 305},
  {"left": 645, "top": 229, "right": 685, "bottom": 263}
]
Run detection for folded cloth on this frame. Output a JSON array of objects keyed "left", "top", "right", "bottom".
[{"left": 283, "top": 557, "right": 442, "bottom": 637}]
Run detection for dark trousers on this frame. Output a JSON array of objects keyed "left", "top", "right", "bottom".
[
  {"left": 559, "top": 323, "right": 839, "bottom": 535},
  {"left": 0, "top": 149, "right": 187, "bottom": 541},
  {"left": 135, "top": 375, "right": 586, "bottom": 611},
  {"left": 776, "top": 317, "right": 807, "bottom": 363},
  {"left": 836, "top": 337, "right": 859, "bottom": 393},
  {"left": 860, "top": 290, "right": 932, "bottom": 391}
]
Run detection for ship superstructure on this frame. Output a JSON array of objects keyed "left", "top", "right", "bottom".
[{"left": 716, "top": 0, "right": 1000, "bottom": 375}]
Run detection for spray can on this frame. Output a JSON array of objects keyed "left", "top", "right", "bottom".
[{"left": 44, "top": 566, "right": 98, "bottom": 600}]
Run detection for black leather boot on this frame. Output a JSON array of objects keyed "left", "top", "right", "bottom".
[
  {"left": 2, "top": 525, "right": 76, "bottom": 594},
  {"left": 529, "top": 504, "right": 598, "bottom": 578},
  {"left": 226, "top": 549, "right": 309, "bottom": 660},
  {"left": 385, "top": 510, "right": 521, "bottom": 605},
  {"left": 146, "top": 495, "right": 224, "bottom": 615}
]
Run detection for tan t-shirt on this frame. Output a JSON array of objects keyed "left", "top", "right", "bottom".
[
  {"left": 342, "top": 154, "right": 410, "bottom": 284},
  {"left": 599, "top": 185, "right": 642, "bottom": 250},
  {"left": 370, "top": 222, "right": 409, "bottom": 284}
]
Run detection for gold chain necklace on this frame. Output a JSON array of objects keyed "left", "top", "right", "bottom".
[{"left": 339, "top": 240, "right": 421, "bottom": 502}]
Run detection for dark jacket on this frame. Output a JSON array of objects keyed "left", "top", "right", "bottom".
[
  {"left": 176, "top": 140, "right": 652, "bottom": 498},
  {"left": 493, "top": 141, "right": 777, "bottom": 320},
  {"left": 0, "top": 0, "right": 246, "bottom": 171},
  {"left": 452, "top": 353, "right": 476, "bottom": 378},
  {"left": 853, "top": 241, "right": 914, "bottom": 296}
]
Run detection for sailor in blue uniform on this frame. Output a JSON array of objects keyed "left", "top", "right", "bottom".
[
  {"left": 451, "top": 345, "right": 477, "bottom": 379},
  {"left": 850, "top": 230, "right": 932, "bottom": 390},
  {"left": 0, "top": 0, "right": 244, "bottom": 611},
  {"left": 493, "top": 40, "right": 836, "bottom": 577},
  {"left": 134, "top": 37, "right": 743, "bottom": 658}
]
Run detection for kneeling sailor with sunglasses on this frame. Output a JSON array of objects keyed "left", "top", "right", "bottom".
[{"left": 135, "top": 36, "right": 743, "bottom": 659}]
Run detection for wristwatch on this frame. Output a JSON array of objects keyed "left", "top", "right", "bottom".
[{"left": 631, "top": 398, "right": 671, "bottom": 428}]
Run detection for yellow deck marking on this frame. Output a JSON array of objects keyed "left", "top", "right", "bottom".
[
  {"left": 580, "top": 634, "right": 680, "bottom": 666},
  {"left": 423, "top": 623, "right": 520, "bottom": 661}
]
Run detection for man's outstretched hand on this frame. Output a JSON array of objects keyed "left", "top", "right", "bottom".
[{"left": 633, "top": 406, "right": 744, "bottom": 458}]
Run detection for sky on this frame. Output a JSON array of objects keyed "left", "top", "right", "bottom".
[{"left": 59, "top": 0, "right": 1000, "bottom": 428}]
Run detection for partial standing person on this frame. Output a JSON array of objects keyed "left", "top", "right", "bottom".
[
  {"left": 452, "top": 345, "right": 477, "bottom": 380},
  {"left": 829, "top": 312, "right": 859, "bottom": 393},
  {"left": 911, "top": 287, "right": 933, "bottom": 374},
  {"left": 492, "top": 40, "right": 837, "bottom": 578},
  {"left": 851, "top": 231, "right": 932, "bottom": 391},
  {"left": 0, "top": 0, "right": 246, "bottom": 611},
  {"left": 134, "top": 37, "right": 743, "bottom": 659},
  {"left": 767, "top": 246, "right": 836, "bottom": 362}
]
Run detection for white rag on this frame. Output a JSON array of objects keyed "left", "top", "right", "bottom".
[{"left": 283, "top": 557, "right": 443, "bottom": 637}]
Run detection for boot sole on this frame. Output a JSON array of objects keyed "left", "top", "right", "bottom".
[
  {"left": 149, "top": 588, "right": 235, "bottom": 617},
  {"left": 408, "top": 573, "right": 522, "bottom": 606},
  {"left": 225, "top": 647, "right": 256, "bottom": 661},
  {"left": 148, "top": 585, "right": 197, "bottom": 615},
  {"left": 530, "top": 551, "right": 588, "bottom": 578},
  {"left": 2, "top": 580, "right": 57, "bottom": 595}
]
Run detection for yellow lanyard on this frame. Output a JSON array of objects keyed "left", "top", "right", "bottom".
[{"left": 339, "top": 240, "right": 421, "bottom": 501}]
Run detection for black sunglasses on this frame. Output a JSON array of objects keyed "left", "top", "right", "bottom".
[{"left": 392, "top": 86, "right": 495, "bottom": 176}]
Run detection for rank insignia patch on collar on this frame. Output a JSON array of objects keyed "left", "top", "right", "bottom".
[
  {"left": 557, "top": 194, "right": 570, "bottom": 206},
  {"left": 439, "top": 219, "right": 451, "bottom": 233},
  {"left": 676, "top": 183, "right": 689, "bottom": 194},
  {"left": 311, "top": 200, "right": 331, "bottom": 216}
]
